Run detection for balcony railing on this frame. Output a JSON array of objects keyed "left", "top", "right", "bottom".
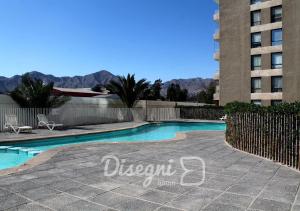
[
  {"left": 214, "top": 51, "right": 220, "bottom": 61},
  {"left": 214, "top": 71, "right": 220, "bottom": 80},
  {"left": 213, "top": 30, "right": 220, "bottom": 41},
  {"left": 213, "top": 93, "right": 220, "bottom": 101},
  {"left": 213, "top": 10, "right": 220, "bottom": 22}
]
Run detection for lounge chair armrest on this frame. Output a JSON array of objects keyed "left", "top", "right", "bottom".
[{"left": 38, "top": 121, "right": 47, "bottom": 125}]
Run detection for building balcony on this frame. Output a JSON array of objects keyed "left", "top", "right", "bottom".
[
  {"left": 214, "top": 71, "right": 220, "bottom": 80},
  {"left": 215, "top": 85, "right": 220, "bottom": 93},
  {"left": 213, "top": 10, "right": 220, "bottom": 22},
  {"left": 213, "top": 30, "right": 220, "bottom": 41},
  {"left": 213, "top": 51, "right": 220, "bottom": 61},
  {"left": 213, "top": 93, "right": 220, "bottom": 101}
]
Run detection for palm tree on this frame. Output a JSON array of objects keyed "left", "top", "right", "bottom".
[
  {"left": 107, "top": 74, "right": 149, "bottom": 108},
  {"left": 10, "top": 74, "right": 69, "bottom": 108}
]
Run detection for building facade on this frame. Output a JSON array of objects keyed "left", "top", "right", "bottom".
[{"left": 213, "top": 0, "right": 300, "bottom": 106}]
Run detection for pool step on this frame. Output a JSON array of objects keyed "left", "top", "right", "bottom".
[
  {"left": 28, "top": 150, "right": 43, "bottom": 156},
  {"left": 0, "top": 146, "right": 43, "bottom": 156}
]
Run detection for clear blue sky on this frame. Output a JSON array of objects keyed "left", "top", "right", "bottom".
[{"left": 0, "top": 0, "right": 218, "bottom": 82}]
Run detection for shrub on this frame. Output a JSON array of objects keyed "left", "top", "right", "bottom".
[{"left": 224, "top": 101, "right": 300, "bottom": 115}]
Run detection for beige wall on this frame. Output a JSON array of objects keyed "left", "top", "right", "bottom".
[
  {"left": 219, "top": 0, "right": 251, "bottom": 105},
  {"left": 282, "top": 0, "right": 300, "bottom": 102},
  {"left": 217, "top": 0, "right": 299, "bottom": 106},
  {"left": 0, "top": 94, "right": 210, "bottom": 109},
  {"left": 0, "top": 95, "right": 19, "bottom": 107}
]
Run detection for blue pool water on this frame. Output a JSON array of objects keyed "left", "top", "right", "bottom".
[{"left": 0, "top": 122, "right": 225, "bottom": 170}]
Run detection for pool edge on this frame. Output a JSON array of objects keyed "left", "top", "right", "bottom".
[
  {"left": 1, "top": 123, "right": 205, "bottom": 176},
  {"left": 0, "top": 121, "right": 225, "bottom": 176}
]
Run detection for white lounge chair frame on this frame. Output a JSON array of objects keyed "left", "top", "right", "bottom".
[
  {"left": 37, "top": 114, "right": 63, "bottom": 131},
  {"left": 4, "top": 115, "right": 32, "bottom": 134}
]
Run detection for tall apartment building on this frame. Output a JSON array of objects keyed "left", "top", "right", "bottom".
[{"left": 213, "top": 0, "right": 300, "bottom": 106}]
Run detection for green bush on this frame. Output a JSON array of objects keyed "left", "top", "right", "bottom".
[{"left": 224, "top": 101, "right": 300, "bottom": 115}]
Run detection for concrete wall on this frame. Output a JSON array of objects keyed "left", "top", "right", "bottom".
[
  {"left": 0, "top": 95, "right": 211, "bottom": 109},
  {"left": 0, "top": 94, "right": 214, "bottom": 131},
  {"left": 282, "top": 0, "right": 300, "bottom": 102},
  {"left": 0, "top": 95, "right": 19, "bottom": 107},
  {"left": 219, "top": 0, "right": 251, "bottom": 105}
]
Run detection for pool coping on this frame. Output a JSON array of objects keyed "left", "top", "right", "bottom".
[
  {"left": 0, "top": 120, "right": 225, "bottom": 176},
  {"left": 0, "top": 132, "right": 188, "bottom": 176},
  {"left": 0, "top": 119, "right": 224, "bottom": 144},
  {"left": 0, "top": 122, "right": 149, "bottom": 144}
]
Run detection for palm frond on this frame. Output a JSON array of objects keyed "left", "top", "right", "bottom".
[{"left": 107, "top": 73, "right": 149, "bottom": 108}]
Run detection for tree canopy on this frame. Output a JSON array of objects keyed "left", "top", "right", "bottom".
[
  {"left": 106, "top": 74, "right": 149, "bottom": 108},
  {"left": 196, "top": 82, "right": 216, "bottom": 104},
  {"left": 10, "top": 74, "right": 69, "bottom": 108},
  {"left": 166, "top": 83, "right": 188, "bottom": 102}
]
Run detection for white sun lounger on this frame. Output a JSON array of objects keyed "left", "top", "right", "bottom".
[
  {"left": 37, "top": 114, "right": 63, "bottom": 131},
  {"left": 4, "top": 115, "right": 32, "bottom": 134}
]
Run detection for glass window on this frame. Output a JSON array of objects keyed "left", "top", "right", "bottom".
[
  {"left": 250, "top": 0, "right": 261, "bottom": 5},
  {"left": 251, "top": 32, "right": 261, "bottom": 48},
  {"left": 272, "top": 29, "right": 282, "bottom": 46},
  {"left": 271, "top": 53, "right": 282, "bottom": 69},
  {"left": 251, "top": 78, "right": 261, "bottom": 93},
  {"left": 271, "top": 76, "right": 283, "bottom": 92},
  {"left": 271, "top": 6, "right": 282, "bottom": 23},
  {"left": 271, "top": 100, "right": 282, "bottom": 106},
  {"left": 251, "top": 10, "right": 261, "bottom": 26},
  {"left": 251, "top": 55, "right": 262, "bottom": 70},
  {"left": 252, "top": 100, "right": 262, "bottom": 105}
]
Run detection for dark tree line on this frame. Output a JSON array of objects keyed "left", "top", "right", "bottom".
[{"left": 10, "top": 73, "right": 216, "bottom": 109}]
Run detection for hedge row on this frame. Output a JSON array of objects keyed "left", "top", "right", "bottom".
[{"left": 225, "top": 101, "right": 300, "bottom": 115}]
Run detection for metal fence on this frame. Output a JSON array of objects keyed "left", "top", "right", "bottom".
[
  {"left": 0, "top": 105, "right": 226, "bottom": 132},
  {"left": 226, "top": 113, "right": 300, "bottom": 170},
  {"left": 0, "top": 106, "right": 180, "bottom": 132},
  {"left": 0, "top": 107, "right": 50, "bottom": 131}
]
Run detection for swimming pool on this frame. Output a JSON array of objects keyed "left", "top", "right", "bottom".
[{"left": 0, "top": 122, "right": 225, "bottom": 170}]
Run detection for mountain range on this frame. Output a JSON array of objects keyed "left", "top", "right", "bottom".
[{"left": 0, "top": 70, "right": 213, "bottom": 96}]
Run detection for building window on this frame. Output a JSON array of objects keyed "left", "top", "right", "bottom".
[
  {"left": 250, "top": 0, "right": 261, "bottom": 5},
  {"left": 251, "top": 78, "right": 261, "bottom": 93},
  {"left": 271, "top": 53, "right": 282, "bottom": 69},
  {"left": 271, "top": 6, "right": 282, "bottom": 23},
  {"left": 271, "top": 100, "right": 282, "bottom": 106},
  {"left": 251, "top": 32, "right": 261, "bottom": 48},
  {"left": 251, "top": 55, "right": 262, "bottom": 70},
  {"left": 252, "top": 100, "right": 262, "bottom": 105},
  {"left": 251, "top": 10, "right": 261, "bottom": 26},
  {"left": 272, "top": 29, "right": 282, "bottom": 46},
  {"left": 271, "top": 76, "right": 283, "bottom": 92}
]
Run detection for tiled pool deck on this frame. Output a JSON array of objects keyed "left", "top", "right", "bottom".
[{"left": 0, "top": 122, "right": 300, "bottom": 210}]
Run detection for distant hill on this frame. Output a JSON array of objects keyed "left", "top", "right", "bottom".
[
  {"left": 0, "top": 71, "right": 213, "bottom": 96},
  {"left": 0, "top": 70, "right": 117, "bottom": 93},
  {"left": 161, "top": 78, "right": 213, "bottom": 96}
]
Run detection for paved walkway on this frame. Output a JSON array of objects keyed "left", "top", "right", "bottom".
[
  {"left": 0, "top": 122, "right": 148, "bottom": 143},
  {"left": 0, "top": 125, "right": 300, "bottom": 210}
]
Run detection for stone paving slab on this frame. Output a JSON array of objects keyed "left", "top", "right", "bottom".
[{"left": 0, "top": 122, "right": 299, "bottom": 210}]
